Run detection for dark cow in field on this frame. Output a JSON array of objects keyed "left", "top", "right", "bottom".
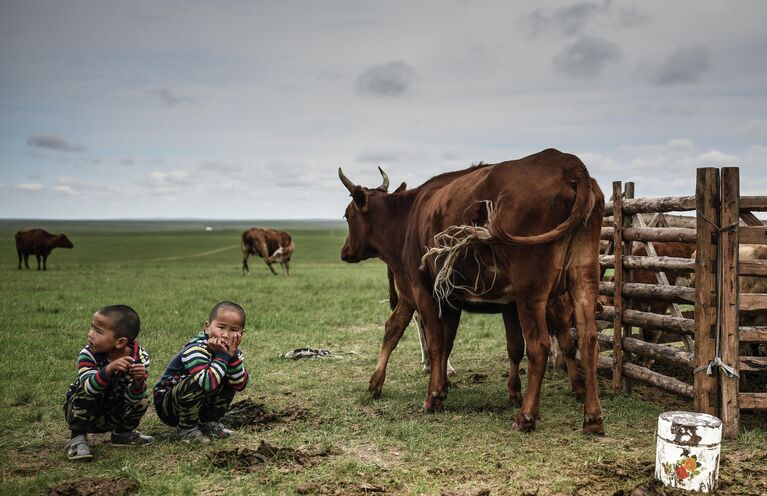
[
  {"left": 339, "top": 149, "right": 605, "bottom": 434},
  {"left": 15, "top": 229, "right": 74, "bottom": 270},
  {"left": 241, "top": 228, "right": 294, "bottom": 276}
]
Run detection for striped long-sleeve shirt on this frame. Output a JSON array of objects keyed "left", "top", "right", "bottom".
[
  {"left": 154, "top": 331, "right": 249, "bottom": 398},
  {"left": 66, "top": 341, "right": 150, "bottom": 403}
]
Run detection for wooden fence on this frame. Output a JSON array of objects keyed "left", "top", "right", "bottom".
[{"left": 592, "top": 167, "right": 767, "bottom": 439}]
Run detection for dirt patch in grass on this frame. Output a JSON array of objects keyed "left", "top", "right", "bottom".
[
  {"left": 48, "top": 477, "right": 139, "bottom": 496},
  {"left": 10, "top": 449, "right": 56, "bottom": 477},
  {"left": 295, "top": 480, "right": 390, "bottom": 495},
  {"left": 221, "top": 399, "right": 311, "bottom": 429},
  {"left": 208, "top": 441, "right": 332, "bottom": 473},
  {"left": 604, "top": 448, "right": 767, "bottom": 496},
  {"left": 342, "top": 442, "right": 403, "bottom": 470}
]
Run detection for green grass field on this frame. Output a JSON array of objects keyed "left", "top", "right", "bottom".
[{"left": 1, "top": 221, "right": 765, "bottom": 495}]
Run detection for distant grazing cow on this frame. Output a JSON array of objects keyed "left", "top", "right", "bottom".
[
  {"left": 241, "top": 228, "right": 294, "bottom": 275},
  {"left": 15, "top": 229, "right": 74, "bottom": 270},
  {"left": 340, "top": 149, "right": 605, "bottom": 434}
]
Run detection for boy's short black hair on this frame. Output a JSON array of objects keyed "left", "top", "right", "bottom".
[
  {"left": 97, "top": 305, "right": 141, "bottom": 342},
  {"left": 209, "top": 301, "right": 246, "bottom": 328}
]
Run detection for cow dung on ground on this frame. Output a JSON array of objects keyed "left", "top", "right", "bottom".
[
  {"left": 220, "top": 398, "right": 310, "bottom": 429},
  {"left": 48, "top": 477, "right": 138, "bottom": 496},
  {"left": 208, "top": 441, "right": 331, "bottom": 473}
]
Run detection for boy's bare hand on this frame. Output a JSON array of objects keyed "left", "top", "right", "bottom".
[
  {"left": 106, "top": 356, "right": 134, "bottom": 375},
  {"left": 228, "top": 332, "right": 241, "bottom": 356},
  {"left": 207, "top": 337, "right": 229, "bottom": 355},
  {"left": 129, "top": 363, "right": 147, "bottom": 383}
]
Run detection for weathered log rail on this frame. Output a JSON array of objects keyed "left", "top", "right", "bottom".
[
  {"left": 599, "top": 255, "right": 694, "bottom": 272},
  {"left": 597, "top": 306, "right": 695, "bottom": 336},
  {"left": 594, "top": 170, "right": 767, "bottom": 438},
  {"left": 596, "top": 357, "right": 694, "bottom": 398},
  {"left": 601, "top": 227, "right": 697, "bottom": 244},
  {"left": 599, "top": 281, "right": 694, "bottom": 304}
]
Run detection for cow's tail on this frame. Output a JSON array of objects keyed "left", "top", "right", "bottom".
[
  {"left": 387, "top": 266, "right": 398, "bottom": 310},
  {"left": 489, "top": 162, "right": 594, "bottom": 246}
]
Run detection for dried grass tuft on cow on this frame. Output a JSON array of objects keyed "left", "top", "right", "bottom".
[
  {"left": 338, "top": 148, "right": 606, "bottom": 435},
  {"left": 15, "top": 228, "right": 74, "bottom": 271}
]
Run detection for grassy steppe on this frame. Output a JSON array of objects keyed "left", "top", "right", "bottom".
[{"left": 0, "top": 221, "right": 765, "bottom": 495}]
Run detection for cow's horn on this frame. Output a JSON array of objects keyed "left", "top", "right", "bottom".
[
  {"left": 338, "top": 167, "right": 355, "bottom": 192},
  {"left": 377, "top": 166, "right": 390, "bottom": 192}
]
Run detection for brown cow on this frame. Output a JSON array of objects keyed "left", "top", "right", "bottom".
[
  {"left": 241, "top": 228, "right": 294, "bottom": 275},
  {"left": 738, "top": 244, "right": 767, "bottom": 356},
  {"left": 629, "top": 242, "right": 696, "bottom": 348},
  {"left": 371, "top": 245, "right": 585, "bottom": 407},
  {"left": 15, "top": 229, "right": 74, "bottom": 270},
  {"left": 339, "top": 149, "right": 605, "bottom": 434}
]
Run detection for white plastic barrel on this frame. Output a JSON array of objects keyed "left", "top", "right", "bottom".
[{"left": 655, "top": 411, "right": 722, "bottom": 493}]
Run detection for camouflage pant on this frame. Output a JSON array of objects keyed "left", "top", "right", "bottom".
[
  {"left": 154, "top": 376, "right": 236, "bottom": 429},
  {"left": 64, "top": 384, "right": 150, "bottom": 434}
]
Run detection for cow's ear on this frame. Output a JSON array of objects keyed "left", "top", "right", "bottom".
[
  {"left": 393, "top": 182, "right": 407, "bottom": 193},
  {"left": 352, "top": 186, "right": 369, "bottom": 212}
]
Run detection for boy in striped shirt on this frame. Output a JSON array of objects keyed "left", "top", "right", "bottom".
[
  {"left": 64, "top": 305, "right": 153, "bottom": 461},
  {"left": 154, "top": 301, "right": 249, "bottom": 443}
]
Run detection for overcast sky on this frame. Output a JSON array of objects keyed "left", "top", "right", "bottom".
[{"left": 1, "top": 1, "right": 766, "bottom": 219}]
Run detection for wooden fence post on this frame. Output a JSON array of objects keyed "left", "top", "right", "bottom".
[
  {"left": 622, "top": 182, "right": 635, "bottom": 394},
  {"left": 612, "top": 181, "right": 624, "bottom": 393},
  {"left": 720, "top": 167, "right": 740, "bottom": 438},
  {"left": 695, "top": 168, "right": 719, "bottom": 416}
]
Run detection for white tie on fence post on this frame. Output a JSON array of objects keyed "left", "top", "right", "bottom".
[{"left": 655, "top": 411, "right": 722, "bottom": 492}]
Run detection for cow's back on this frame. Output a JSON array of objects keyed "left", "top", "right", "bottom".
[
  {"left": 410, "top": 149, "right": 587, "bottom": 251},
  {"left": 15, "top": 229, "right": 50, "bottom": 251}
]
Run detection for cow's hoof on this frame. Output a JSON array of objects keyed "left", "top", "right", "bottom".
[
  {"left": 583, "top": 415, "right": 605, "bottom": 436},
  {"left": 512, "top": 413, "right": 536, "bottom": 432},
  {"left": 423, "top": 391, "right": 445, "bottom": 412},
  {"left": 507, "top": 391, "right": 522, "bottom": 407},
  {"left": 367, "top": 380, "right": 383, "bottom": 399}
]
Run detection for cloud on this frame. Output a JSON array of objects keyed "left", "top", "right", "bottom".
[
  {"left": 147, "top": 169, "right": 192, "bottom": 187},
  {"left": 646, "top": 45, "right": 711, "bottom": 85},
  {"left": 696, "top": 150, "right": 738, "bottom": 167},
  {"left": 147, "top": 87, "right": 196, "bottom": 108},
  {"left": 353, "top": 148, "right": 427, "bottom": 164},
  {"left": 26, "top": 134, "right": 85, "bottom": 152},
  {"left": 552, "top": 36, "right": 621, "bottom": 78},
  {"left": 619, "top": 138, "right": 696, "bottom": 156},
  {"left": 197, "top": 161, "right": 245, "bottom": 175},
  {"left": 356, "top": 61, "right": 418, "bottom": 98},
  {"left": 522, "top": 1, "right": 611, "bottom": 37},
  {"left": 15, "top": 183, "right": 43, "bottom": 192},
  {"left": 736, "top": 119, "right": 767, "bottom": 140},
  {"left": 615, "top": 7, "right": 651, "bottom": 28}
]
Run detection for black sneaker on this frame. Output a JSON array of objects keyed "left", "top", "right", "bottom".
[
  {"left": 174, "top": 426, "right": 211, "bottom": 444},
  {"left": 200, "top": 421, "right": 234, "bottom": 439},
  {"left": 65, "top": 434, "right": 93, "bottom": 461},
  {"left": 111, "top": 430, "right": 154, "bottom": 446}
]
